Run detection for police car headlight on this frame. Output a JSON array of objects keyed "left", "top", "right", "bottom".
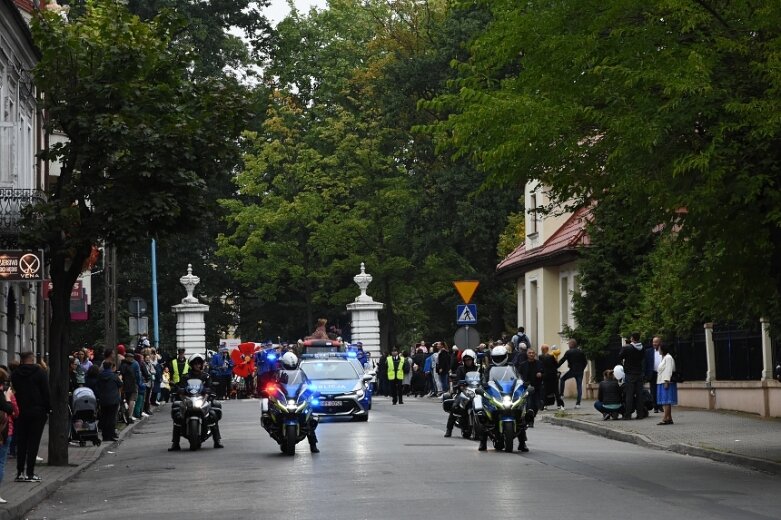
[{"left": 356, "top": 389, "right": 365, "bottom": 399}]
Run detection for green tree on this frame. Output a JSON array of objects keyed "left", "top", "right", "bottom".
[
  {"left": 427, "top": 0, "right": 781, "bottom": 329},
  {"left": 26, "top": 0, "right": 249, "bottom": 464},
  {"left": 221, "top": 0, "right": 516, "bottom": 347}
]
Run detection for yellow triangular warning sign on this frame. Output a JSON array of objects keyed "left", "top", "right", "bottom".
[{"left": 453, "top": 280, "right": 479, "bottom": 304}]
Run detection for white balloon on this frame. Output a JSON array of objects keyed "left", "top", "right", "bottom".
[{"left": 613, "top": 365, "right": 625, "bottom": 381}]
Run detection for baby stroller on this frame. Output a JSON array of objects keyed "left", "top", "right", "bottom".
[{"left": 71, "top": 387, "right": 101, "bottom": 446}]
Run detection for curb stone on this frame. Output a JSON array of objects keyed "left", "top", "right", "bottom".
[
  {"left": 541, "top": 415, "right": 781, "bottom": 476},
  {"left": 3, "top": 416, "right": 145, "bottom": 520}
]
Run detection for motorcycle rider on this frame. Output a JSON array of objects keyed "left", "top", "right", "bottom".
[
  {"left": 444, "top": 349, "right": 478, "bottom": 437},
  {"left": 168, "top": 354, "right": 223, "bottom": 451},
  {"left": 478, "top": 344, "right": 529, "bottom": 452},
  {"left": 264, "top": 351, "right": 320, "bottom": 453}
]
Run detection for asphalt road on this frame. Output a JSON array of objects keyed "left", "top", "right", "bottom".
[{"left": 26, "top": 397, "right": 779, "bottom": 520}]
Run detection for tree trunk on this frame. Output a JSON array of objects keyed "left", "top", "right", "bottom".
[{"left": 47, "top": 250, "right": 86, "bottom": 466}]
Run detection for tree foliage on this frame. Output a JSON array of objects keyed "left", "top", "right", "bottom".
[
  {"left": 27, "top": 0, "right": 250, "bottom": 464},
  {"left": 219, "top": 0, "right": 517, "bottom": 346},
  {"left": 426, "top": 0, "right": 781, "bottom": 334}
]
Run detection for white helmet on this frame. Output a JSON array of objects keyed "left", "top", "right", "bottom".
[
  {"left": 281, "top": 352, "right": 299, "bottom": 370},
  {"left": 461, "top": 349, "right": 476, "bottom": 361},
  {"left": 188, "top": 353, "right": 205, "bottom": 366},
  {"left": 490, "top": 345, "right": 508, "bottom": 366}
]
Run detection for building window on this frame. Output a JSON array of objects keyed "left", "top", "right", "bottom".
[
  {"left": 560, "top": 276, "right": 569, "bottom": 330},
  {"left": 529, "top": 192, "right": 538, "bottom": 235}
]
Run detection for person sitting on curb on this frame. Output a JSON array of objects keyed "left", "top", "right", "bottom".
[{"left": 594, "top": 369, "right": 624, "bottom": 420}]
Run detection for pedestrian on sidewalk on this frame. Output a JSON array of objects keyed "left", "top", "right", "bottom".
[
  {"left": 0, "top": 366, "right": 20, "bottom": 503},
  {"left": 645, "top": 336, "right": 663, "bottom": 413},
  {"left": 10, "top": 351, "right": 50, "bottom": 483},
  {"left": 539, "top": 344, "right": 564, "bottom": 410},
  {"left": 120, "top": 354, "right": 138, "bottom": 423},
  {"left": 558, "top": 339, "right": 587, "bottom": 408},
  {"left": 619, "top": 333, "right": 647, "bottom": 419},
  {"left": 656, "top": 343, "right": 677, "bottom": 425},
  {"left": 594, "top": 369, "right": 624, "bottom": 419},
  {"left": 96, "top": 361, "right": 122, "bottom": 442}
]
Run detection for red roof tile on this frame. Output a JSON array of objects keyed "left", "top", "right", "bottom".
[{"left": 497, "top": 207, "right": 590, "bottom": 276}]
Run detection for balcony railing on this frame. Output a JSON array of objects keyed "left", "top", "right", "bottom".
[{"left": 0, "top": 188, "right": 46, "bottom": 243}]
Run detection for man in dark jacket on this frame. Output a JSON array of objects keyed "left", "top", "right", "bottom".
[
  {"left": 619, "top": 332, "right": 647, "bottom": 419},
  {"left": 558, "top": 339, "right": 587, "bottom": 409},
  {"left": 95, "top": 361, "right": 122, "bottom": 441},
  {"left": 10, "top": 351, "right": 50, "bottom": 482},
  {"left": 518, "top": 348, "right": 543, "bottom": 421}
]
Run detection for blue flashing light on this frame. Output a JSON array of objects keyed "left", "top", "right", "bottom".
[
  {"left": 312, "top": 398, "right": 320, "bottom": 406},
  {"left": 267, "top": 353, "right": 277, "bottom": 361},
  {"left": 347, "top": 351, "right": 357, "bottom": 358}
]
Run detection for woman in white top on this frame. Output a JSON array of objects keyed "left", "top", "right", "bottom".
[{"left": 656, "top": 343, "right": 677, "bottom": 425}]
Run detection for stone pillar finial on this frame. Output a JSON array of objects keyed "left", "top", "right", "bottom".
[
  {"left": 354, "top": 262, "right": 373, "bottom": 302},
  {"left": 180, "top": 264, "right": 200, "bottom": 303}
]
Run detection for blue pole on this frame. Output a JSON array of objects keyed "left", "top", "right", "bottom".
[{"left": 151, "top": 239, "right": 160, "bottom": 349}]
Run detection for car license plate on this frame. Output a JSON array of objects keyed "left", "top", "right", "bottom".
[{"left": 322, "top": 400, "right": 340, "bottom": 407}]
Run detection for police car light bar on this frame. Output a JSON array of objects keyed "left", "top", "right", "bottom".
[{"left": 300, "top": 352, "right": 353, "bottom": 360}]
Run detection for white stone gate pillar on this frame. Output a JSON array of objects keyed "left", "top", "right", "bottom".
[
  {"left": 172, "top": 264, "right": 210, "bottom": 357},
  {"left": 704, "top": 322, "right": 716, "bottom": 383},
  {"left": 346, "top": 263, "right": 384, "bottom": 360}
]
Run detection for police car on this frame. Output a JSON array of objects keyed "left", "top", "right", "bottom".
[{"left": 299, "top": 353, "right": 373, "bottom": 421}]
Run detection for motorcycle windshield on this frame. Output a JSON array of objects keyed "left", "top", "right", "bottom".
[
  {"left": 465, "top": 372, "right": 481, "bottom": 386},
  {"left": 185, "top": 379, "right": 204, "bottom": 396},
  {"left": 280, "top": 370, "right": 308, "bottom": 398},
  {"left": 487, "top": 366, "right": 517, "bottom": 393}
]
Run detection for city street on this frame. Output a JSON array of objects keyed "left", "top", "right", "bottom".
[{"left": 24, "top": 398, "right": 780, "bottom": 520}]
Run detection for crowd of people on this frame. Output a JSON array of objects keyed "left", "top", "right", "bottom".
[{"left": 370, "top": 328, "right": 680, "bottom": 430}]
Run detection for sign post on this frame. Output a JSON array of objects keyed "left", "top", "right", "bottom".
[{"left": 453, "top": 280, "right": 480, "bottom": 349}]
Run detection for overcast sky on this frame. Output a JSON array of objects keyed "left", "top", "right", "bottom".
[{"left": 264, "top": 0, "right": 328, "bottom": 25}]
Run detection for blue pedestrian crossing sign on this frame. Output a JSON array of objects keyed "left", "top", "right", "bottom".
[{"left": 456, "top": 304, "right": 477, "bottom": 325}]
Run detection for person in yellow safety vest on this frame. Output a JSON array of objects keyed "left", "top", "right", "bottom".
[
  {"left": 386, "top": 347, "right": 408, "bottom": 405},
  {"left": 170, "top": 348, "right": 190, "bottom": 386}
]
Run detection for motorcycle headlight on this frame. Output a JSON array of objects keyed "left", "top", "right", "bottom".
[
  {"left": 189, "top": 397, "right": 204, "bottom": 409},
  {"left": 502, "top": 396, "right": 512, "bottom": 407},
  {"left": 464, "top": 389, "right": 475, "bottom": 398}
]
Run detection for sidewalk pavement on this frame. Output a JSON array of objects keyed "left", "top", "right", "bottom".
[
  {"left": 539, "top": 399, "right": 781, "bottom": 475},
  {"left": 0, "top": 411, "right": 152, "bottom": 520}
]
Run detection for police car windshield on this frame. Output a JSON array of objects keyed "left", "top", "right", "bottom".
[{"left": 301, "top": 361, "right": 359, "bottom": 380}]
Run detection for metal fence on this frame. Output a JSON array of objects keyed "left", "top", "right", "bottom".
[{"left": 592, "top": 325, "right": 775, "bottom": 382}]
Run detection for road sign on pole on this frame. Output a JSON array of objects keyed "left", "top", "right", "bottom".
[
  {"left": 456, "top": 304, "right": 477, "bottom": 325},
  {"left": 454, "top": 326, "right": 480, "bottom": 349},
  {"left": 453, "top": 280, "right": 479, "bottom": 304}
]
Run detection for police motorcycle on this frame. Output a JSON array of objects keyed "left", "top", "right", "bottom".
[
  {"left": 442, "top": 349, "right": 481, "bottom": 439},
  {"left": 473, "top": 345, "right": 532, "bottom": 452},
  {"left": 170, "top": 356, "right": 223, "bottom": 451},
  {"left": 260, "top": 352, "right": 320, "bottom": 455}
]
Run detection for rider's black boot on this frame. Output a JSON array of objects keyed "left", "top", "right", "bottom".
[
  {"left": 444, "top": 414, "right": 456, "bottom": 437},
  {"left": 478, "top": 436, "right": 487, "bottom": 451}
]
